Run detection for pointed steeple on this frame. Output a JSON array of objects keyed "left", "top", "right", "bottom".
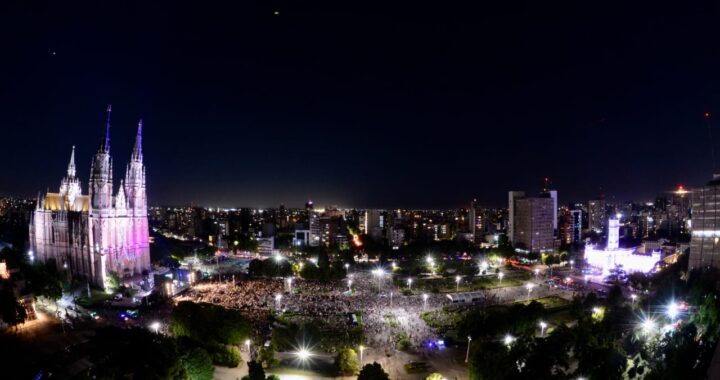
[
  {"left": 132, "top": 119, "right": 143, "bottom": 161},
  {"left": 67, "top": 145, "right": 76, "bottom": 178},
  {"left": 100, "top": 104, "right": 111, "bottom": 153}
]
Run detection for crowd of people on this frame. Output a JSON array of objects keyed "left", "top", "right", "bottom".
[{"left": 174, "top": 271, "right": 449, "bottom": 351}]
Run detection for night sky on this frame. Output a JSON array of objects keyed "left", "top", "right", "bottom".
[{"left": 1, "top": 1, "right": 719, "bottom": 208}]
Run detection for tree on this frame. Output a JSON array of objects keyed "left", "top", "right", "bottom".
[
  {"left": 247, "top": 360, "right": 266, "bottom": 380},
  {"left": 257, "top": 345, "right": 279, "bottom": 369},
  {"left": 171, "top": 301, "right": 250, "bottom": 345},
  {"left": 0, "top": 287, "right": 27, "bottom": 328},
  {"left": 105, "top": 271, "right": 122, "bottom": 293},
  {"left": 357, "top": 362, "right": 390, "bottom": 380},
  {"left": 182, "top": 347, "right": 214, "bottom": 380},
  {"left": 335, "top": 348, "right": 360, "bottom": 375},
  {"left": 426, "top": 373, "right": 445, "bottom": 380},
  {"left": 88, "top": 327, "right": 185, "bottom": 379}
]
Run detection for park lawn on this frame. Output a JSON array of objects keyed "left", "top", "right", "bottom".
[
  {"left": 405, "top": 270, "right": 531, "bottom": 294},
  {"left": 76, "top": 289, "right": 113, "bottom": 307},
  {"left": 544, "top": 308, "right": 576, "bottom": 326},
  {"left": 514, "top": 295, "right": 571, "bottom": 311}
]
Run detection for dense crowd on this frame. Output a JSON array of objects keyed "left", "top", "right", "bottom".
[{"left": 175, "top": 271, "right": 448, "bottom": 350}]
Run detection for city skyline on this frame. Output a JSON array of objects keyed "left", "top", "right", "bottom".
[{"left": 1, "top": 2, "right": 719, "bottom": 208}]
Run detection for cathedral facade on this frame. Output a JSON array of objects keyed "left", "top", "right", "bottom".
[{"left": 29, "top": 106, "right": 151, "bottom": 287}]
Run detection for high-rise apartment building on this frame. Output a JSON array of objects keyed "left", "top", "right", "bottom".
[
  {"left": 689, "top": 176, "right": 720, "bottom": 270},
  {"left": 510, "top": 192, "right": 555, "bottom": 252},
  {"left": 507, "top": 191, "right": 525, "bottom": 244},
  {"left": 588, "top": 198, "right": 606, "bottom": 233}
]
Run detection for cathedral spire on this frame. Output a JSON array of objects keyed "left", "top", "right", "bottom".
[
  {"left": 132, "top": 119, "right": 143, "bottom": 161},
  {"left": 100, "top": 104, "right": 111, "bottom": 153},
  {"left": 67, "top": 145, "right": 76, "bottom": 178}
]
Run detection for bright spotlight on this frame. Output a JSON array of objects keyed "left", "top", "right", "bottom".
[
  {"left": 641, "top": 317, "right": 657, "bottom": 335},
  {"left": 503, "top": 334, "right": 514, "bottom": 345},
  {"left": 296, "top": 348, "right": 312, "bottom": 361},
  {"left": 667, "top": 301, "right": 679, "bottom": 320}
]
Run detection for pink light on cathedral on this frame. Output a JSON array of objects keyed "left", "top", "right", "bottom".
[{"left": 29, "top": 107, "right": 151, "bottom": 288}]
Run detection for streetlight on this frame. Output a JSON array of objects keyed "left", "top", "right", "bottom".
[
  {"left": 667, "top": 301, "right": 679, "bottom": 322},
  {"left": 286, "top": 277, "right": 293, "bottom": 292},
  {"left": 422, "top": 293, "right": 429, "bottom": 309},
  {"left": 526, "top": 283, "right": 535, "bottom": 300},
  {"left": 480, "top": 261, "right": 489, "bottom": 275},
  {"left": 503, "top": 334, "right": 514, "bottom": 346},
  {"left": 534, "top": 268, "right": 539, "bottom": 279},
  {"left": 347, "top": 279, "right": 353, "bottom": 292},
  {"left": 539, "top": 321, "right": 547, "bottom": 337},
  {"left": 149, "top": 321, "right": 160, "bottom": 334},
  {"left": 455, "top": 275, "right": 461, "bottom": 292},
  {"left": 498, "top": 272, "right": 504, "bottom": 283},
  {"left": 274, "top": 254, "right": 283, "bottom": 263},
  {"left": 465, "top": 336, "right": 472, "bottom": 363},
  {"left": 275, "top": 293, "right": 282, "bottom": 309},
  {"left": 631, "top": 294, "right": 638, "bottom": 305},
  {"left": 641, "top": 317, "right": 657, "bottom": 335},
  {"left": 344, "top": 263, "right": 350, "bottom": 272},
  {"left": 407, "top": 278, "right": 413, "bottom": 290},
  {"left": 359, "top": 345, "right": 365, "bottom": 365},
  {"left": 295, "top": 348, "right": 312, "bottom": 362},
  {"left": 245, "top": 339, "right": 251, "bottom": 352}
]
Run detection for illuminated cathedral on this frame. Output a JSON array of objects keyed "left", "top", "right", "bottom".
[{"left": 29, "top": 106, "right": 151, "bottom": 287}]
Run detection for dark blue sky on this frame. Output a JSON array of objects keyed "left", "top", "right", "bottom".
[{"left": 1, "top": 1, "right": 719, "bottom": 208}]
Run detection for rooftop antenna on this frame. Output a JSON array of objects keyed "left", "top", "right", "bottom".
[
  {"left": 543, "top": 177, "right": 550, "bottom": 192},
  {"left": 705, "top": 112, "right": 716, "bottom": 176}
]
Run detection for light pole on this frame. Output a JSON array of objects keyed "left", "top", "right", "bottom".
[
  {"left": 344, "top": 263, "right": 350, "bottom": 272},
  {"left": 390, "top": 291, "right": 393, "bottom": 308},
  {"left": 286, "top": 277, "right": 293, "bottom": 292},
  {"left": 245, "top": 339, "right": 251, "bottom": 353},
  {"left": 526, "top": 283, "right": 534, "bottom": 300},
  {"left": 275, "top": 293, "right": 282, "bottom": 309},
  {"left": 359, "top": 345, "right": 365, "bottom": 365},
  {"left": 667, "top": 301, "right": 679, "bottom": 323},
  {"left": 347, "top": 279, "right": 353, "bottom": 292},
  {"left": 534, "top": 268, "right": 539, "bottom": 279},
  {"left": 422, "top": 293, "right": 428, "bottom": 309},
  {"left": 465, "top": 335, "right": 472, "bottom": 363},
  {"left": 456, "top": 275, "right": 461, "bottom": 292},
  {"left": 631, "top": 294, "right": 637, "bottom": 305},
  {"left": 539, "top": 321, "right": 547, "bottom": 337},
  {"left": 150, "top": 321, "right": 160, "bottom": 334},
  {"left": 407, "top": 278, "right": 413, "bottom": 290},
  {"left": 498, "top": 272, "right": 504, "bottom": 284}
]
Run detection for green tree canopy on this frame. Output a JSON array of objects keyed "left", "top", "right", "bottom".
[
  {"left": 171, "top": 301, "right": 250, "bottom": 345},
  {"left": 357, "top": 362, "right": 390, "bottom": 380},
  {"left": 335, "top": 348, "right": 360, "bottom": 375},
  {"left": 0, "top": 286, "right": 27, "bottom": 328},
  {"left": 182, "top": 347, "right": 214, "bottom": 380}
]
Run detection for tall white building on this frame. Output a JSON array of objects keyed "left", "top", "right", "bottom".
[{"left": 29, "top": 106, "right": 151, "bottom": 287}]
